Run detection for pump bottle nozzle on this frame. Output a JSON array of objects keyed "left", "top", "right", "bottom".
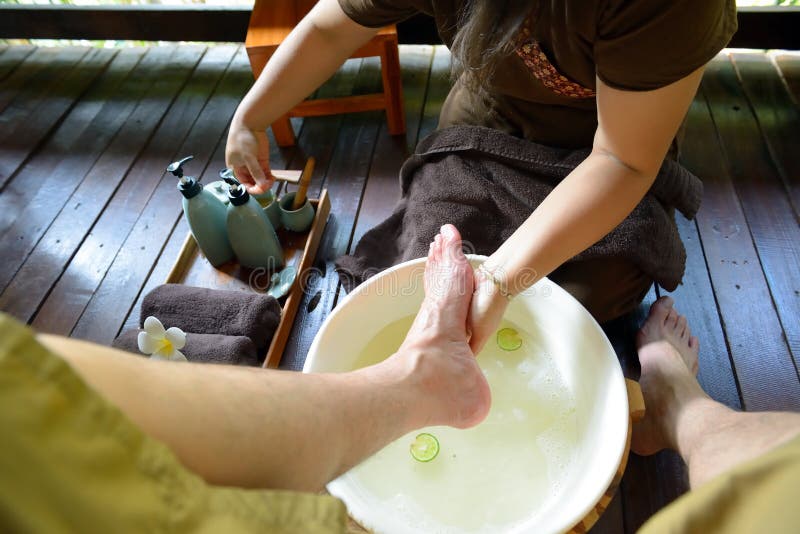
[
  {"left": 170, "top": 156, "right": 203, "bottom": 199},
  {"left": 167, "top": 156, "right": 195, "bottom": 179},
  {"left": 222, "top": 174, "right": 252, "bottom": 206}
]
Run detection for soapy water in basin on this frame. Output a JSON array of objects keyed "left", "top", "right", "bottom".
[{"left": 345, "top": 316, "right": 578, "bottom": 534}]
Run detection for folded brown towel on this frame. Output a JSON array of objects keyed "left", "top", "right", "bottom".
[
  {"left": 336, "top": 125, "right": 702, "bottom": 292},
  {"left": 141, "top": 284, "right": 281, "bottom": 349},
  {"left": 113, "top": 330, "right": 260, "bottom": 367}
]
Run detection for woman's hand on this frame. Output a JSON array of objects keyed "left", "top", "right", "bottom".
[
  {"left": 467, "top": 270, "right": 510, "bottom": 354},
  {"left": 225, "top": 120, "right": 274, "bottom": 194}
]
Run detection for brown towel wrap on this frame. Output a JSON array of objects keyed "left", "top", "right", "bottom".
[
  {"left": 113, "top": 330, "right": 259, "bottom": 367},
  {"left": 141, "top": 284, "right": 281, "bottom": 349},
  {"left": 336, "top": 125, "right": 702, "bottom": 293}
]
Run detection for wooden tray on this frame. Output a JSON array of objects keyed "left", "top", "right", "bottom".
[{"left": 165, "top": 189, "right": 331, "bottom": 368}]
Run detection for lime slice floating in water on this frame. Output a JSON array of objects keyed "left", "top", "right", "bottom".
[
  {"left": 497, "top": 327, "right": 523, "bottom": 351},
  {"left": 410, "top": 433, "right": 439, "bottom": 462}
]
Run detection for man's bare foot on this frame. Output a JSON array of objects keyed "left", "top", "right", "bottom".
[
  {"left": 392, "top": 224, "right": 491, "bottom": 429},
  {"left": 632, "top": 297, "right": 708, "bottom": 456}
]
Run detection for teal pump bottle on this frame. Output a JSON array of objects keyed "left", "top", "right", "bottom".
[
  {"left": 168, "top": 156, "right": 234, "bottom": 267},
  {"left": 223, "top": 176, "right": 284, "bottom": 270}
]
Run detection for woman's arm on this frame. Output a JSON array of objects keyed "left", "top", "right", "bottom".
[
  {"left": 468, "top": 67, "right": 706, "bottom": 352},
  {"left": 226, "top": 0, "right": 378, "bottom": 193}
]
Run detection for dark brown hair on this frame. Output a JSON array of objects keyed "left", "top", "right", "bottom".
[{"left": 450, "top": 1, "right": 535, "bottom": 92}]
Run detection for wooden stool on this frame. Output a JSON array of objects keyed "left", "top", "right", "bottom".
[{"left": 245, "top": 0, "right": 406, "bottom": 147}]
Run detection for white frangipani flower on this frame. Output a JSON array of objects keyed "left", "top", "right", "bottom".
[{"left": 137, "top": 316, "right": 187, "bottom": 362}]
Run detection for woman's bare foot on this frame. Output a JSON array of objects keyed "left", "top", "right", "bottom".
[
  {"left": 632, "top": 296, "right": 708, "bottom": 455},
  {"left": 390, "top": 224, "right": 491, "bottom": 429}
]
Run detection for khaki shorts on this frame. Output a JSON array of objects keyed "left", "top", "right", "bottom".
[
  {"left": 0, "top": 314, "right": 346, "bottom": 534},
  {"left": 1, "top": 313, "right": 797, "bottom": 533},
  {"left": 639, "top": 432, "right": 800, "bottom": 533}
]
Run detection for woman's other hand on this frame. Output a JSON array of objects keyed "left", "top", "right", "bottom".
[
  {"left": 225, "top": 120, "right": 274, "bottom": 195},
  {"left": 467, "top": 270, "right": 510, "bottom": 354}
]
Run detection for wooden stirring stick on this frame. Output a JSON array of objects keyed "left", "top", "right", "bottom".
[{"left": 292, "top": 157, "right": 315, "bottom": 210}]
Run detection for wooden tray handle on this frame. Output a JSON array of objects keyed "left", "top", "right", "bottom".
[{"left": 271, "top": 169, "right": 301, "bottom": 184}]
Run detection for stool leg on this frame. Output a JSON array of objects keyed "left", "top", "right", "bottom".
[
  {"left": 380, "top": 37, "right": 406, "bottom": 136},
  {"left": 271, "top": 114, "right": 296, "bottom": 146}
]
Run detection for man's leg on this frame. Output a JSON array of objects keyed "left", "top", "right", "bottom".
[
  {"left": 38, "top": 224, "right": 490, "bottom": 493},
  {"left": 632, "top": 296, "right": 800, "bottom": 488}
]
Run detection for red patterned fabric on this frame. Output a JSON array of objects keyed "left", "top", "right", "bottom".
[
  {"left": 515, "top": 16, "right": 596, "bottom": 99},
  {"left": 515, "top": 40, "right": 596, "bottom": 99}
]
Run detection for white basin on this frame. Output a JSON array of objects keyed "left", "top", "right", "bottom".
[{"left": 305, "top": 256, "right": 630, "bottom": 534}]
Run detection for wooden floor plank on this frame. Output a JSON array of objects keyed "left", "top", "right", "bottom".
[
  {"left": 774, "top": 52, "right": 800, "bottom": 107},
  {"left": 348, "top": 45, "right": 434, "bottom": 257},
  {"left": 25, "top": 45, "right": 213, "bottom": 334},
  {"left": 0, "top": 47, "right": 91, "bottom": 139},
  {"left": 121, "top": 203, "right": 190, "bottom": 334},
  {"left": 0, "top": 47, "right": 117, "bottom": 190},
  {"left": 731, "top": 53, "right": 800, "bottom": 218},
  {"left": 0, "top": 45, "right": 35, "bottom": 82},
  {"left": 258, "top": 60, "right": 363, "bottom": 204},
  {"left": 280, "top": 57, "right": 384, "bottom": 371},
  {"left": 0, "top": 46, "right": 197, "bottom": 313},
  {"left": 25, "top": 45, "right": 209, "bottom": 334},
  {"left": 709, "top": 52, "right": 800, "bottom": 403},
  {"left": 701, "top": 55, "right": 800, "bottom": 398},
  {"left": 612, "top": 132, "right": 753, "bottom": 530},
  {"left": 16, "top": 46, "right": 228, "bottom": 331},
  {"left": 670, "top": 90, "right": 744, "bottom": 411},
  {"left": 344, "top": 45, "right": 446, "bottom": 263},
  {"left": 289, "top": 57, "right": 366, "bottom": 199},
  {"left": 682, "top": 81, "right": 800, "bottom": 411},
  {"left": 0, "top": 47, "right": 146, "bottom": 235},
  {"left": 0, "top": 46, "right": 87, "bottom": 116},
  {"left": 0, "top": 46, "right": 53, "bottom": 112},
  {"left": 0, "top": 47, "right": 152, "bottom": 294},
  {"left": 69, "top": 48, "right": 253, "bottom": 344},
  {"left": 666, "top": 214, "right": 742, "bottom": 410}
]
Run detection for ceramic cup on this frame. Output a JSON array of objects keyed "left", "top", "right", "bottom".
[
  {"left": 263, "top": 198, "right": 282, "bottom": 230},
  {"left": 248, "top": 190, "right": 280, "bottom": 230},
  {"left": 279, "top": 192, "right": 315, "bottom": 232}
]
